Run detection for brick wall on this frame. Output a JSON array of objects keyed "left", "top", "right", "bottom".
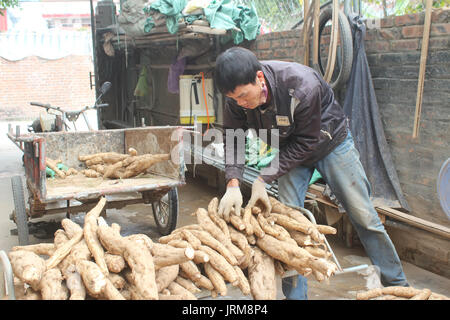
[
  {"left": 249, "top": 9, "right": 450, "bottom": 276},
  {"left": 364, "top": 10, "right": 450, "bottom": 227},
  {"left": 0, "top": 55, "right": 96, "bottom": 120}
]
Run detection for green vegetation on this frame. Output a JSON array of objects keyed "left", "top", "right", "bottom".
[
  {"left": 1, "top": 0, "right": 19, "bottom": 14},
  {"left": 238, "top": 0, "right": 449, "bottom": 31}
]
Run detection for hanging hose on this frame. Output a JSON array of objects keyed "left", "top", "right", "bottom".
[
  {"left": 316, "top": 6, "right": 353, "bottom": 89},
  {"left": 200, "top": 72, "right": 210, "bottom": 134},
  {"left": 296, "top": 0, "right": 353, "bottom": 89},
  {"left": 323, "top": 0, "right": 339, "bottom": 83}
]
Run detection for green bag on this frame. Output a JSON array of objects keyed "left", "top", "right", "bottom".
[
  {"left": 134, "top": 66, "right": 149, "bottom": 97},
  {"left": 245, "top": 136, "right": 322, "bottom": 185}
]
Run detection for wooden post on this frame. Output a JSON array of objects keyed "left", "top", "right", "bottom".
[{"left": 412, "top": 0, "right": 433, "bottom": 139}]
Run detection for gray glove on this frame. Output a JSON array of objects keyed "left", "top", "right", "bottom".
[
  {"left": 247, "top": 176, "right": 272, "bottom": 216},
  {"left": 218, "top": 186, "right": 243, "bottom": 221}
]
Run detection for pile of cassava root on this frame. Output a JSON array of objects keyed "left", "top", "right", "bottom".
[
  {"left": 77, "top": 148, "right": 170, "bottom": 179},
  {"left": 356, "top": 287, "right": 449, "bottom": 300},
  {"left": 8, "top": 196, "right": 339, "bottom": 300}
]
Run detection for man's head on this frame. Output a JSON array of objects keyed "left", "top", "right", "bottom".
[{"left": 214, "top": 47, "right": 268, "bottom": 109}]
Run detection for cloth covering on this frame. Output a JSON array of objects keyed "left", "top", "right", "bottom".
[
  {"left": 204, "top": 0, "right": 260, "bottom": 44},
  {"left": 145, "top": 0, "right": 189, "bottom": 34},
  {"left": 342, "top": 14, "right": 410, "bottom": 211},
  {"left": 145, "top": 0, "right": 260, "bottom": 43}
]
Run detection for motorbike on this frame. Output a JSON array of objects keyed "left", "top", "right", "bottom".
[{"left": 27, "top": 81, "right": 112, "bottom": 133}]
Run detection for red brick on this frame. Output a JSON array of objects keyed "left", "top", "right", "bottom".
[
  {"left": 256, "top": 39, "right": 271, "bottom": 50},
  {"left": 365, "top": 29, "right": 377, "bottom": 41},
  {"left": 402, "top": 25, "right": 423, "bottom": 38},
  {"left": 379, "top": 28, "right": 400, "bottom": 40},
  {"left": 284, "top": 38, "right": 299, "bottom": 48},
  {"left": 0, "top": 56, "right": 95, "bottom": 120},
  {"left": 273, "top": 48, "right": 290, "bottom": 59},
  {"left": 365, "top": 40, "right": 390, "bottom": 53},
  {"left": 390, "top": 39, "right": 419, "bottom": 51},
  {"left": 428, "top": 37, "right": 450, "bottom": 49},
  {"left": 256, "top": 50, "right": 272, "bottom": 60},
  {"left": 394, "top": 13, "right": 422, "bottom": 26},
  {"left": 322, "top": 25, "right": 331, "bottom": 35},
  {"left": 278, "top": 30, "right": 295, "bottom": 39},
  {"left": 321, "top": 34, "right": 330, "bottom": 45},
  {"left": 431, "top": 23, "right": 450, "bottom": 37},
  {"left": 381, "top": 16, "right": 394, "bottom": 28},
  {"left": 431, "top": 8, "right": 450, "bottom": 23},
  {"left": 271, "top": 39, "right": 282, "bottom": 48}
]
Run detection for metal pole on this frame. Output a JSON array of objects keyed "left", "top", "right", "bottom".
[
  {"left": 89, "top": 0, "right": 100, "bottom": 129},
  {"left": 0, "top": 250, "right": 15, "bottom": 300}
]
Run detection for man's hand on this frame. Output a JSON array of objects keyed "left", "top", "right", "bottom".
[
  {"left": 218, "top": 179, "right": 243, "bottom": 221},
  {"left": 247, "top": 176, "right": 272, "bottom": 216}
]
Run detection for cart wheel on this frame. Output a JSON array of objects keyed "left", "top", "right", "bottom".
[
  {"left": 11, "top": 176, "right": 29, "bottom": 245},
  {"left": 152, "top": 188, "right": 178, "bottom": 236}
]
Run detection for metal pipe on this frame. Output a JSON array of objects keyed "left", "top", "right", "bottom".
[
  {"left": 294, "top": 206, "right": 343, "bottom": 271},
  {"left": 89, "top": 0, "right": 98, "bottom": 92},
  {"left": 0, "top": 250, "right": 15, "bottom": 300}
]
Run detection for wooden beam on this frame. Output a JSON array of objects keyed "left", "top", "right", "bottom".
[
  {"left": 307, "top": 184, "right": 450, "bottom": 239},
  {"left": 377, "top": 206, "right": 450, "bottom": 240}
]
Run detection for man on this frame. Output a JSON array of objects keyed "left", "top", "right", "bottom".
[{"left": 214, "top": 46, "right": 408, "bottom": 300}]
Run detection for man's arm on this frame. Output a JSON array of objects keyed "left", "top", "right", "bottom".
[{"left": 223, "top": 98, "right": 248, "bottom": 184}]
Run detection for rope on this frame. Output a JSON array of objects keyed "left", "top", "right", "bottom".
[{"left": 200, "top": 72, "right": 210, "bottom": 134}]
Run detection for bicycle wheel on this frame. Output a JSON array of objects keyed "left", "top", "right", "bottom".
[{"left": 151, "top": 188, "right": 178, "bottom": 236}]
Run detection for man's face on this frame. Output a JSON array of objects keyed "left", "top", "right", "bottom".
[{"left": 226, "top": 71, "right": 267, "bottom": 109}]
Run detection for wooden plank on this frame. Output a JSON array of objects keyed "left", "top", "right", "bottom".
[
  {"left": 186, "top": 25, "right": 228, "bottom": 35},
  {"left": 307, "top": 184, "right": 450, "bottom": 239}
]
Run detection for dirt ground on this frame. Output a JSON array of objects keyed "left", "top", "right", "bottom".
[{"left": 1, "top": 121, "right": 449, "bottom": 300}]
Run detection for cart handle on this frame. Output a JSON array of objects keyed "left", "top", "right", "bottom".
[{"left": 0, "top": 250, "right": 15, "bottom": 300}]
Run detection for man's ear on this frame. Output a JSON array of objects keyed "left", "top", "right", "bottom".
[{"left": 256, "top": 70, "right": 264, "bottom": 80}]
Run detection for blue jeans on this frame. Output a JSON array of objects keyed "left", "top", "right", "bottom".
[{"left": 278, "top": 131, "right": 408, "bottom": 300}]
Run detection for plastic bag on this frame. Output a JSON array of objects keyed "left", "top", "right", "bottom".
[{"left": 183, "top": 0, "right": 211, "bottom": 15}]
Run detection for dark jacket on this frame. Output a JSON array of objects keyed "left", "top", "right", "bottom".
[{"left": 223, "top": 60, "right": 349, "bottom": 184}]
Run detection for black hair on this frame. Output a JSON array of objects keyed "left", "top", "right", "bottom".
[{"left": 214, "top": 47, "right": 262, "bottom": 94}]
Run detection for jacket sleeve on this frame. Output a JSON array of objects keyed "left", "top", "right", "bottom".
[
  {"left": 223, "top": 98, "right": 248, "bottom": 183},
  {"left": 260, "top": 86, "right": 322, "bottom": 183}
]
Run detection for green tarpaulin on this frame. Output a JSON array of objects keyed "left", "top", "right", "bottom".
[
  {"left": 145, "top": 0, "right": 188, "bottom": 34},
  {"left": 144, "top": 0, "right": 260, "bottom": 44},
  {"left": 245, "top": 137, "right": 322, "bottom": 185}
]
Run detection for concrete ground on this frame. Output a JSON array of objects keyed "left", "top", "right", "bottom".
[{"left": 1, "top": 121, "right": 449, "bottom": 300}]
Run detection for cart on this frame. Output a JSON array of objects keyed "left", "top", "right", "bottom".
[{"left": 7, "top": 125, "right": 188, "bottom": 245}]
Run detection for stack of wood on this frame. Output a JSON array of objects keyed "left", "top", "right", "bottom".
[
  {"left": 356, "top": 286, "right": 449, "bottom": 300},
  {"left": 78, "top": 148, "right": 170, "bottom": 179},
  {"left": 7, "top": 196, "right": 338, "bottom": 300}
]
